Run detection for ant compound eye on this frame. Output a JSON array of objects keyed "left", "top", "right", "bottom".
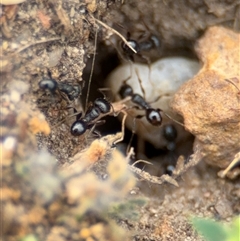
[
  {"left": 71, "top": 120, "right": 87, "bottom": 136},
  {"left": 118, "top": 84, "right": 133, "bottom": 99},
  {"left": 39, "top": 79, "right": 58, "bottom": 92},
  {"left": 146, "top": 109, "right": 162, "bottom": 126},
  {"left": 163, "top": 124, "right": 178, "bottom": 142},
  {"left": 94, "top": 98, "right": 111, "bottom": 113}
]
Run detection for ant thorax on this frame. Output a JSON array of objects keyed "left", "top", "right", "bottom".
[{"left": 107, "top": 57, "right": 201, "bottom": 149}]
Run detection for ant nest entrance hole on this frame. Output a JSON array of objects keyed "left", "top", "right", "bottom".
[{"left": 82, "top": 32, "right": 201, "bottom": 179}]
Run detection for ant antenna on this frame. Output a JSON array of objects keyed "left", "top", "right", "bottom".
[
  {"left": 162, "top": 112, "right": 185, "bottom": 127},
  {"left": 12, "top": 37, "right": 61, "bottom": 56},
  {"left": 135, "top": 67, "right": 146, "bottom": 99},
  {"left": 85, "top": 16, "right": 98, "bottom": 110},
  {"left": 132, "top": 159, "right": 153, "bottom": 167},
  {"left": 92, "top": 17, "right": 137, "bottom": 54},
  {"left": 225, "top": 78, "right": 240, "bottom": 93},
  {"left": 113, "top": 110, "right": 128, "bottom": 145}
]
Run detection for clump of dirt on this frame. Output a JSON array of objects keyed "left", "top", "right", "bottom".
[{"left": 172, "top": 26, "right": 240, "bottom": 175}]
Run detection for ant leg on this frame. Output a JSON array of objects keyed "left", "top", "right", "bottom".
[
  {"left": 113, "top": 110, "right": 128, "bottom": 145},
  {"left": 219, "top": 152, "right": 240, "bottom": 178},
  {"left": 123, "top": 74, "right": 133, "bottom": 86},
  {"left": 93, "top": 17, "right": 137, "bottom": 54},
  {"left": 98, "top": 87, "right": 112, "bottom": 94},
  {"left": 138, "top": 53, "right": 152, "bottom": 84},
  {"left": 111, "top": 96, "right": 131, "bottom": 117},
  {"left": 135, "top": 68, "right": 146, "bottom": 99},
  {"left": 126, "top": 117, "right": 137, "bottom": 154},
  {"left": 52, "top": 109, "right": 83, "bottom": 128},
  {"left": 148, "top": 93, "right": 171, "bottom": 105},
  {"left": 92, "top": 129, "right": 102, "bottom": 138},
  {"left": 88, "top": 120, "right": 106, "bottom": 137}
]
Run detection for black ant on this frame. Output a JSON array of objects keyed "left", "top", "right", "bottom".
[
  {"left": 38, "top": 77, "right": 83, "bottom": 127},
  {"left": 163, "top": 124, "right": 178, "bottom": 151},
  {"left": 161, "top": 124, "right": 179, "bottom": 176},
  {"left": 118, "top": 83, "right": 163, "bottom": 126},
  {"left": 38, "top": 78, "right": 81, "bottom": 101},
  {"left": 121, "top": 33, "right": 140, "bottom": 62},
  {"left": 139, "top": 35, "right": 160, "bottom": 52},
  {"left": 70, "top": 96, "right": 131, "bottom": 141},
  {"left": 120, "top": 31, "right": 161, "bottom": 63},
  {"left": 58, "top": 82, "right": 81, "bottom": 101},
  {"left": 71, "top": 98, "right": 111, "bottom": 136}
]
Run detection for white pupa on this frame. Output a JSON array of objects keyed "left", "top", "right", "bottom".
[{"left": 106, "top": 57, "right": 201, "bottom": 149}]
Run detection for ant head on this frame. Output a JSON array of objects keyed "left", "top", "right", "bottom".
[
  {"left": 38, "top": 78, "right": 58, "bottom": 93},
  {"left": 121, "top": 39, "right": 140, "bottom": 55},
  {"left": 71, "top": 120, "right": 88, "bottom": 136},
  {"left": 94, "top": 98, "right": 111, "bottom": 114},
  {"left": 166, "top": 165, "right": 175, "bottom": 176},
  {"left": 118, "top": 83, "right": 133, "bottom": 99},
  {"left": 163, "top": 124, "right": 178, "bottom": 142},
  {"left": 146, "top": 108, "right": 162, "bottom": 126}
]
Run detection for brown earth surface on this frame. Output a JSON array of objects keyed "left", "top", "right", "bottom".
[{"left": 1, "top": 1, "right": 239, "bottom": 241}]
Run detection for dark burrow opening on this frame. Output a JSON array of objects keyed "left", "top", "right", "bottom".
[{"left": 80, "top": 36, "right": 198, "bottom": 176}]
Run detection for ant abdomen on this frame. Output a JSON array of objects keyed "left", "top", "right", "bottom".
[
  {"left": 118, "top": 84, "right": 133, "bottom": 99},
  {"left": 38, "top": 78, "right": 58, "bottom": 93},
  {"left": 94, "top": 98, "right": 111, "bottom": 114},
  {"left": 162, "top": 124, "right": 178, "bottom": 151},
  {"left": 71, "top": 120, "right": 88, "bottom": 136},
  {"left": 163, "top": 124, "right": 178, "bottom": 142}
]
